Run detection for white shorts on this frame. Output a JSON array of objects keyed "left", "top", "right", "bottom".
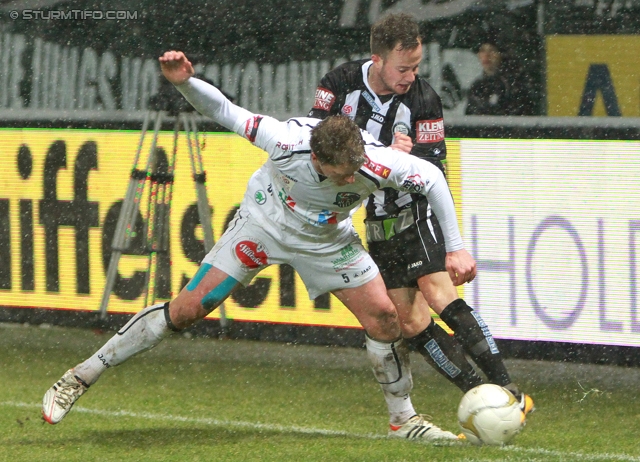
[{"left": 202, "top": 208, "right": 379, "bottom": 300}]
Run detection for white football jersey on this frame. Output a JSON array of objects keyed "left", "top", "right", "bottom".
[{"left": 177, "top": 78, "right": 463, "bottom": 252}]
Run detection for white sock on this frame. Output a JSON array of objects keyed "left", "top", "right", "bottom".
[
  {"left": 74, "top": 303, "right": 174, "bottom": 385},
  {"left": 366, "top": 336, "right": 417, "bottom": 426}
]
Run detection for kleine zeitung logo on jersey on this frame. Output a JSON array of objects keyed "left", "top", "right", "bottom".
[
  {"left": 416, "top": 118, "right": 444, "bottom": 143},
  {"left": 313, "top": 87, "right": 335, "bottom": 111}
]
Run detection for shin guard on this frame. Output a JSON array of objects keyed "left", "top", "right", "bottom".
[{"left": 365, "top": 335, "right": 416, "bottom": 425}]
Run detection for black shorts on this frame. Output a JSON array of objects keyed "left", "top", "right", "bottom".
[{"left": 367, "top": 199, "right": 446, "bottom": 290}]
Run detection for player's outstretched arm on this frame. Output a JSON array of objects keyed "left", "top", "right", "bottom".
[
  {"left": 159, "top": 51, "right": 254, "bottom": 135},
  {"left": 159, "top": 50, "right": 195, "bottom": 85},
  {"left": 375, "top": 149, "right": 476, "bottom": 285}
]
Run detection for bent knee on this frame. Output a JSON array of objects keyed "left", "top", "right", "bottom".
[{"left": 373, "top": 302, "right": 399, "bottom": 326}]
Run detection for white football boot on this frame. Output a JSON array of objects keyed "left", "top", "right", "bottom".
[
  {"left": 42, "top": 369, "right": 89, "bottom": 424},
  {"left": 388, "top": 414, "right": 460, "bottom": 442}
]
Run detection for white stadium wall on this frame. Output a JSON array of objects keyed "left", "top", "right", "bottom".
[{"left": 459, "top": 139, "right": 640, "bottom": 348}]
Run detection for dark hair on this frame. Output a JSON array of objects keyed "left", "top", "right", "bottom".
[
  {"left": 370, "top": 13, "right": 421, "bottom": 57},
  {"left": 310, "top": 116, "right": 365, "bottom": 167}
]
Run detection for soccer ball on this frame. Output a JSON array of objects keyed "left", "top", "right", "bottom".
[{"left": 457, "top": 384, "right": 525, "bottom": 446}]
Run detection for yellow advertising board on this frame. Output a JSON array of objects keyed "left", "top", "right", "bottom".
[
  {"left": 0, "top": 128, "right": 462, "bottom": 330},
  {"left": 546, "top": 35, "right": 640, "bottom": 116}
]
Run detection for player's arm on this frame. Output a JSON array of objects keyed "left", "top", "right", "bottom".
[
  {"left": 160, "top": 51, "right": 284, "bottom": 154},
  {"left": 409, "top": 83, "right": 448, "bottom": 173},
  {"left": 376, "top": 150, "right": 476, "bottom": 285},
  {"left": 307, "top": 70, "right": 344, "bottom": 119}
]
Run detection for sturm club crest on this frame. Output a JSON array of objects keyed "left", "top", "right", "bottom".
[
  {"left": 392, "top": 122, "right": 410, "bottom": 136},
  {"left": 333, "top": 192, "right": 361, "bottom": 208}
]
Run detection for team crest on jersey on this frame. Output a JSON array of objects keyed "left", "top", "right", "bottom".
[
  {"left": 416, "top": 118, "right": 444, "bottom": 143},
  {"left": 363, "top": 155, "right": 391, "bottom": 179},
  {"left": 401, "top": 174, "right": 427, "bottom": 193},
  {"left": 333, "top": 192, "right": 361, "bottom": 208},
  {"left": 312, "top": 87, "right": 335, "bottom": 111},
  {"left": 234, "top": 240, "right": 269, "bottom": 269},
  {"left": 392, "top": 122, "right": 410, "bottom": 136}
]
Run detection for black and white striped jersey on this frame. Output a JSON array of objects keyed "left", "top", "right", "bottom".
[{"left": 308, "top": 59, "right": 447, "bottom": 219}]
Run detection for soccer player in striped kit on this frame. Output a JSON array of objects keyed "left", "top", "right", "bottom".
[{"left": 308, "top": 13, "right": 534, "bottom": 428}]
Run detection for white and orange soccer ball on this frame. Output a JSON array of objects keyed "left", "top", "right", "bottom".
[{"left": 457, "top": 384, "right": 526, "bottom": 446}]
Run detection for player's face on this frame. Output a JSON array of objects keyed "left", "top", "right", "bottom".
[
  {"left": 371, "top": 43, "right": 422, "bottom": 95},
  {"left": 312, "top": 155, "right": 359, "bottom": 186}
]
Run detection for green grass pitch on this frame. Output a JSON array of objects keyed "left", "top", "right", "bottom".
[{"left": 1, "top": 323, "right": 639, "bottom": 462}]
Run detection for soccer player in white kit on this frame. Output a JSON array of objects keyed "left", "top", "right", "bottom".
[{"left": 42, "top": 51, "right": 476, "bottom": 441}]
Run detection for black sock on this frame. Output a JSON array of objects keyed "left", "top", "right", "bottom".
[
  {"left": 439, "top": 299, "right": 512, "bottom": 387},
  {"left": 406, "top": 321, "right": 483, "bottom": 393}
]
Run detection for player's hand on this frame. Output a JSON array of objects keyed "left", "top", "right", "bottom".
[
  {"left": 159, "top": 50, "right": 195, "bottom": 85},
  {"left": 390, "top": 132, "right": 413, "bottom": 153},
  {"left": 445, "top": 249, "right": 477, "bottom": 286}
]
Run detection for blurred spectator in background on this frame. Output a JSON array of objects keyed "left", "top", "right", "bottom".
[
  {"left": 465, "top": 39, "right": 511, "bottom": 115},
  {"left": 465, "top": 36, "right": 535, "bottom": 116}
]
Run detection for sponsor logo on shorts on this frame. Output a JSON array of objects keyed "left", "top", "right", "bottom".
[
  {"left": 407, "top": 260, "right": 423, "bottom": 270},
  {"left": 331, "top": 243, "right": 365, "bottom": 271},
  {"left": 313, "top": 87, "right": 335, "bottom": 111},
  {"left": 401, "top": 174, "right": 427, "bottom": 193},
  {"left": 254, "top": 190, "right": 267, "bottom": 205},
  {"left": 416, "top": 118, "right": 444, "bottom": 143},
  {"left": 362, "top": 90, "right": 381, "bottom": 112},
  {"left": 363, "top": 155, "right": 391, "bottom": 178},
  {"left": 333, "top": 192, "right": 361, "bottom": 208},
  {"left": 393, "top": 122, "right": 410, "bottom": 136},
  {"left": 235, "top": 240, "right": 269, "bottom": 269},
  {"left": 353, "top": 265, "right": 372, "bottom": 279}
]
